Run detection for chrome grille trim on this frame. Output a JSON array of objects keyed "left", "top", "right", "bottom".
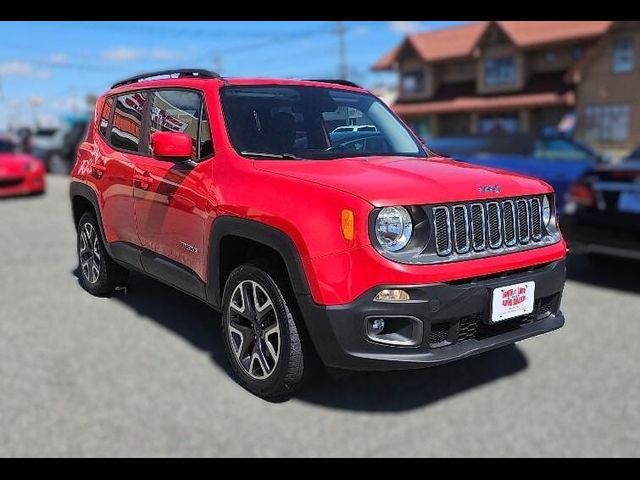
[
  {"left": 469, "top": 203, "right": 486, "bottom": 251},
  {"left": 530, "top": 198, "right": 543, "bottom": 241},
  {"left": 486, "top": 202, "right": 502, "bottom": 249},
  {"left": 516, "top": 199, "right": 530, "bottom": 244},
  {"left": 429, "top": 195, "right": 556, "bottom": 262},
  {"left": 452, "top": 205, "right": 470, "bottom": 254},
  {"left": 502, "top": 200, "right": 517, "bottom": 247},
  {"left": 433, "top": 206, "right": 452, "bottom": 256}
]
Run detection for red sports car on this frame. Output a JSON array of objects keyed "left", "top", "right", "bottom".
[{"left": 0, "top": 135, "right": 46, "bottom": 198}]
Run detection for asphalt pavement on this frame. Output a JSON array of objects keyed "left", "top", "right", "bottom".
[{"left": 1, "top": 175, "right": 639, "bottom": 457}]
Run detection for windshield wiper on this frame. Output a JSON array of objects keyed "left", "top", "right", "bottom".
[{"left": 241, "top": 151, "right": 299, "bottom": 160}]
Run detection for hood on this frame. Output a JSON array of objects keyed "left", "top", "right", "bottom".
[
  {"left": 255, "top": 156, "right": 553, "bottom": 206},
  {"left": 0, "top": 154, "right": 43, "bottom": 177}
]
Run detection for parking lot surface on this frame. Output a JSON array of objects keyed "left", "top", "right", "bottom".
[{"left": 1, "top": 175, "right": 639, "bottom": 457}]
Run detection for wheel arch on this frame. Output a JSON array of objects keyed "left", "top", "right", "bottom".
[
  {"left": 69, "top": 181, "right": 111, "bottom": 256},
  {"left": 207, "top": 216, "right": 311, "bottom": 308}
]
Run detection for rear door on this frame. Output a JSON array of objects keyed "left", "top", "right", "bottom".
[{"left": 132, "top": 89, "right": 214, "bottom": 280}]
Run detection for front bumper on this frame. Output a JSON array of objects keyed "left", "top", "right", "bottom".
[
  {"left": 0, "top": 174, "right": 45, "bottom": 198},
  {"left": 298, "top": 259, "right": 566, "bottom": 370}
]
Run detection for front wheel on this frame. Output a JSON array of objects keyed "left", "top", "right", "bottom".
[{"left": 221, "top": 264, "right": 313, "bottom": 399}]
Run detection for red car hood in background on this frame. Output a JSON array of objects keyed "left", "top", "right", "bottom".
[
  {"left": 255, "top": 156, "right": 553, "bottom": 206},
  {"left": 0, "top": 154, "right": 41, "bottom": 177}
]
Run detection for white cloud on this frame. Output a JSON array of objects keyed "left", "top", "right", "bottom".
[
  {"left": 149, "top": 48, "right": 182, "bottom": 60},
  {"left": 102, "top": 46, "right": 186, "bottom": 62},
  {"left": 48, "top": 53, "right": 69, "bottom": 65},
  {"left": 0, "top": 61, "right": 50, "bottom": 79},
  {"left": 102, "top": 47, "right": 144, "bottom": 62},
  {"left": 390, "top": 21, "right": 422, "bottom": 35}
]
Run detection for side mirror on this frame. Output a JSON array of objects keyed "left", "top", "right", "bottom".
[{"left": 150, "top": 131, "right": 193, "bottom": 161}]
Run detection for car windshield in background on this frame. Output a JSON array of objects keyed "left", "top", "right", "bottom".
[
  {"left": 221, "top": 85, "right": 425, "bottom": 160},
  {"left": 428, "top": 134, "right": 596, "bottom": 161},
  {"left": 0, "top": 140, "right": 16, "bottom": 153}
]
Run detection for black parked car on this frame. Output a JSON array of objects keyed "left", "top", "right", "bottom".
[{"left": 562, "top": 160, "right": 640, "bottom": 261}]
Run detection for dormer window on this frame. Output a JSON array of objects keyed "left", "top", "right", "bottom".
[
  {"left": 613, "top": 37, "right": 634, "bottom": 73},
  {"left": 484, "top": 56, "right": 515, "bottom": 86},
  {"left": 401, "top": 70, "right": 425, "bottom": 95}
]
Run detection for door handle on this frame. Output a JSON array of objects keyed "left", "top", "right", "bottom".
[{"left": 134, "top": 172, "right": 154, "bottom": 190}]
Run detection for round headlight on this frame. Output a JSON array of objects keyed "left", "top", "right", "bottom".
[
  {"left": 542, "top": 195, "right": 552, "bottom": 226},
  {"left": 375, "top": 206, "right": 413, "bottom": 252}
]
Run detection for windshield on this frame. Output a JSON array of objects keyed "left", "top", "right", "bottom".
[
  {"left": 0, "top": 140, "right": 16, "bottom": 153},
  {"left": 221, "top": 85, "right": 426, "bottom": 160}
]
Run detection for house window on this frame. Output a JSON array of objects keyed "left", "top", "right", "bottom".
[
  {"left": 613, "top": 37, "right": 634, "bottom": 73},
  {"left": 544, "top": 51, "right": 557, "bottom": 63},
  {"left": 401, "top": 70, "right": 425, "bottom": 95},
  {"left": 479, "top": 113, "right": 520, "bottom": 134},
  {"left": 572, "top": 46, "right": 584, "bottom": 60},
  {"left": 484, "top": 57, "right": 515, "bottom": 86},
  {"left": 585, "top": 105, "right": 631, "bottom": 141}
]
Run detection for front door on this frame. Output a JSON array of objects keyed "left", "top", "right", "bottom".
[{"left": 132, "top": 89, "right": 213, "bottom": 280}]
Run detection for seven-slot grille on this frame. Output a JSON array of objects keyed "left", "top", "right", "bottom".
[{"left": 433, "top": 197, "right": 545, "bottom": 257}]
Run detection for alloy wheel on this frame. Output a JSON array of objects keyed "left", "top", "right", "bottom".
[
  {"left": 79, "top": 222, "right": 101, "bottom": 284},
  {"left": 228, "top": 280, "right": 281, "bottom": 380}
]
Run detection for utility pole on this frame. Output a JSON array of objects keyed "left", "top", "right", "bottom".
[
  {"left": 214, "top": 50, "right": 223, "bottom": 75},
  {"left": 336, "top": 21, "right": 348, "bottom": 80}
]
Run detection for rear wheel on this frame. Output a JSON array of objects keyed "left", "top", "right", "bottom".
[
  {"left": 221, "top": 263, "right": 313, "bottom": 399},
  {"left": 77, "top": 211, "right": 128, "bottom": 296}
]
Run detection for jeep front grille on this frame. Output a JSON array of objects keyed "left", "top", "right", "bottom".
[{"left": 432, "top": 196, "right": 550, "bottom": 258}]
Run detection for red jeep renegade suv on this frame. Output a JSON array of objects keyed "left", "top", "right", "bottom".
[{"left": 70, "top": 69, "right": 566, "bottom": 399}]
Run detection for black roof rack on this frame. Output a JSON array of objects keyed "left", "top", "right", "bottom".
[
  {"left": 111, "top": 69, "right": 222, "bottom": 89},
  {"left": 307, "top": 79, "right": 362, "bottom": 89}
]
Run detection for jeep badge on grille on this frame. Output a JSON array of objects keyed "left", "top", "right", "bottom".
[{"left": 479, "top": 185, "right": 501, "bottom": 193}]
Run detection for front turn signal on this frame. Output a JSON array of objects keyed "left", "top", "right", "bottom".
[{"left": 341, "top": 209, "right": 355, "bottom": 241}]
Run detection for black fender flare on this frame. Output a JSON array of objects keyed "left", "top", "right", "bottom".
[
  {"left": 69, "top": 181, "right": 113, "bottom": 256},
  {"left": 207, "top": 216, "right": 311, "bottom": 308}
]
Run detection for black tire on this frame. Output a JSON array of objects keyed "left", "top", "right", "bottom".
[
  {"left": 76, "top": 211, "right": 128, "bottom": 296},
  {"left": 221, "top": 262, "right": 315, "bottom": 400}
]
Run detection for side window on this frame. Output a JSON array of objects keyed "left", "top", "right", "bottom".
[
  {"left": 148, "top": 90, "right": 204, "bottom": 161},
  {"left": 110, "top": 92, "right": 146, "bottom": 152},
  {"left": 99, "top": 97, "right": 113, "bottom": 137}
]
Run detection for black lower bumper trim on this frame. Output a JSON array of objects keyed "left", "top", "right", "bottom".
[{"left": 298, "top": 259, "right": 566, "bottom": 371}]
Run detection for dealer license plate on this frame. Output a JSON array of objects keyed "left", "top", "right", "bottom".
[{"left": 491, "top": 281, "right": 535, "bottom": 323}]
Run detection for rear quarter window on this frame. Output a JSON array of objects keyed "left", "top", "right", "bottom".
[{"left": 99, "top": 97, "right": 113, "bottom": 137}]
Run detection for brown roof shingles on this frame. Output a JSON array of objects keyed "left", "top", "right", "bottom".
[{"left": 373, "top": 21, "right": 612, "bottom": 70}]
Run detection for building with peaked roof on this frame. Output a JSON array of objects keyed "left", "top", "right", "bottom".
[
  {"left": 567, "top": 22, "right": 640, "bottom": 156},
  {"left": 372, "top": 21, "right": 640, "bottom": 155}
]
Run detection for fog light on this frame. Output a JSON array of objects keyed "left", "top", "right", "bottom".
[
  {"left": 374, "top": 289, "right": 410, "bottom": 302},
  {"left": 364, "top": 316, "right": 423, "bottom": 347},
  {"left": 370, "top": 318, "right": 385, "bottom": 335}
]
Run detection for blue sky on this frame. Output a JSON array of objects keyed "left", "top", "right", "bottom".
[{"left": 0, "top": 20, "right": 466, "bottom": 129}]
